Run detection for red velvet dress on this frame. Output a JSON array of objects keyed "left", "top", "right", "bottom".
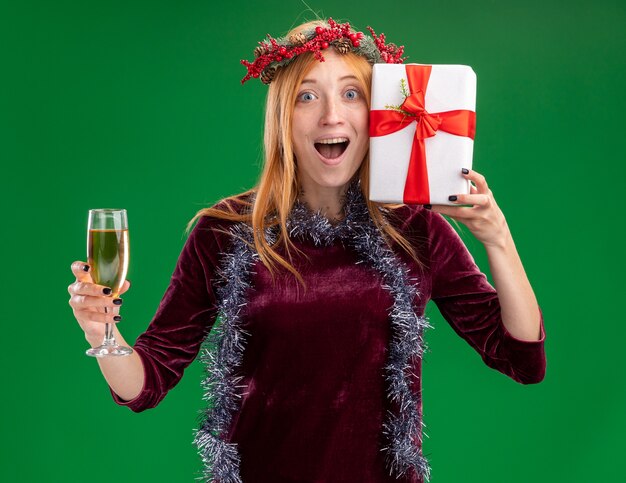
[{"left": 112, "top": 202, "right": 546, "bottom": 482}]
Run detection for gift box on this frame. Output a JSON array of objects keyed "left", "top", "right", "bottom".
[{"left": 369, "top": 63, "right": 477, "bottom": 205}]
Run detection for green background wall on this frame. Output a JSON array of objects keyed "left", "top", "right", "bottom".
[{"left": 2, "top": 0, "right": 624, "bottom": 481}]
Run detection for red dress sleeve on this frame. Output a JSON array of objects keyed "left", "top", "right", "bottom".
[
  {"left": 110, "top": 215, "right": 225, "bottom": 411},
  {"left": 427, "top": 211, "right": 546, "bottom": 384}
]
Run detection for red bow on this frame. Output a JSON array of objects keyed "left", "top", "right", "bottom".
[{"left": 369, "top": 65, "right": 476, "bottom": 204}]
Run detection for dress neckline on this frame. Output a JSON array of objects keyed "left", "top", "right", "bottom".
[{"left": 285, "top": 178, "right": 370, "bottom": 246}]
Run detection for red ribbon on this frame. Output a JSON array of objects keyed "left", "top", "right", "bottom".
[{"left": 369, "top": 65, "right": 476, "bottom": 204}]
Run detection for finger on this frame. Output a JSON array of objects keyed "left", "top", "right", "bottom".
[
  {"left": 69, "top": 293, "right": 124, "bottom": 310},
  {"left": 426, "top": 204, "right": 472, "bottom": 219},
  {"left": 462, "top": 169, "right": 489, "bottom": 193},
  {"left": 118, "top": 279, "right": 131, "bottom": 296},
  {"left": 71, "top": 260, "right": 93, "bottom": 283},
  {"left": 449, "top": 193, "right": 491, "bottom": 207},
  {"left": 73, "top": 308, "right": 122, "bottom": 325},
  {"left": 68, "top": 280, "right": 116, "bottom": 297},
  {"left": 84, "top": 304, "right": 122, "bottom": 317},
  {"left": 83, "top": 305, "right": 112, "bottom": 314}
]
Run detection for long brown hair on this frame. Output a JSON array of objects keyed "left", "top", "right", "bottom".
[{"left": 188, "top": 20, "right": 423, "bottom": 289}]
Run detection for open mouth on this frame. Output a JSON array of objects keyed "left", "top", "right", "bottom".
[{"left": 314, "top": 137, "right": 350, "bottom": 160}]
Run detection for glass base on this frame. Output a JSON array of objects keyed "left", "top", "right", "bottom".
[{"left": 86, "top": 344, "right": 133, "bottom": 358}]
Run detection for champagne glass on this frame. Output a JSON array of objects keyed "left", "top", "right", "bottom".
[{"left": 85, "top": 209, "right": 133, "bottom": 357}]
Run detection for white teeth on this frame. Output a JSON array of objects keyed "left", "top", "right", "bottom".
[{"left": 317, "top": 137, "right": 348, "bottom": 144}]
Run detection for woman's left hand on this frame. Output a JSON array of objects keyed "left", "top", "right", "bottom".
[{"left": 426, "top": 169, "right": 510, "bottom": 249}]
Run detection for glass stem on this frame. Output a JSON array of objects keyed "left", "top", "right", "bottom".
[{"left": 104, "top": 323, "right": 116, "bottom": 346}]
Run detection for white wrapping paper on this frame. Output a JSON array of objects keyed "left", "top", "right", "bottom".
[{"left": 369, "top": 63, "right": 477, "bottom": 205}]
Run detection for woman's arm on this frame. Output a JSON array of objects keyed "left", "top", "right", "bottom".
[
  {"left": 92, "top": 329, "right": 145, "bottom": 401},
  {"left": 484, "top": 231, "right": 541, "bottom": 341},
  {"left": 68, "top": 264, "right": 145, "bottom": 401},
  {"left": 428, "top": 168, "right": 541, "bottom": 342},
  {"left": 69, "top": 212, "right": 225, "bottom": 411}
]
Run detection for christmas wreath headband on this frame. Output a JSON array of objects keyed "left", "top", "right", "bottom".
[{"left": 240, "top": 18, "right": 405, "bottom": 85}]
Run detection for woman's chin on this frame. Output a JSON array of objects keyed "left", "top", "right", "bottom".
[
  {"left": 308, "top": 171, "right": 360, "bottom": 191},
  {"left": 296, "top": 154, "right": 363, "bottom": 192}
]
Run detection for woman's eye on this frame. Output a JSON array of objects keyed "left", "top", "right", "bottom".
[
  {"left": 345, "top": 89, "right": 359, "bottom": 100},
  {"left": 298, "top": 92, "right": 316, "bottom": 102}
]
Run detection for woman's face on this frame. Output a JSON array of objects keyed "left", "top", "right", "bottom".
[{"left": 291, "top": 50, "right": 369, "bottom": 194}]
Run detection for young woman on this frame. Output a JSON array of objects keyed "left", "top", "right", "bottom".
[{"left": 68, "top": 18, "right": 546, "bottom": 483}]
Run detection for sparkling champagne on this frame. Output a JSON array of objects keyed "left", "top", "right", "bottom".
[{"left": 88, "top": 229, "right": 129, "bottom": 297}]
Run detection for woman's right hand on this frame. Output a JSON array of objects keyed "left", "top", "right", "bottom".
[{"left": 68, "top": 261, "right": 131, "bottom": 345}]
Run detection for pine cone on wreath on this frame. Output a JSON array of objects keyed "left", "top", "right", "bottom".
[
  {"left": 333, "top": 38, "right": 352, "bottom": 54},
  {"left": 288, "top": 33, "right": 307, "bottom": 46},
  {"left": 260, "top": 66, "right": 276, "bottom": 84},
  {"left": 254, "top": 44, "right": 268, "bottom": 58}
]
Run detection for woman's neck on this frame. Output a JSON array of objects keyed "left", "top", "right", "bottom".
[{"left": 297, "top": 184, "right": 349, "bottom": 224}]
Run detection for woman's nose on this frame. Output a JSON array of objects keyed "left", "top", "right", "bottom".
[{"left": 319, "top": 98, "right": 343, "bottom": 126}]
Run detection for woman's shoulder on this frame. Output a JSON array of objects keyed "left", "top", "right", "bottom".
[
  {"left": 189, "top": 190, "right": 255, "bottom": 242},
  {"left": 384, "top": 203, "right": 432, "bottom": 235},
  {"left": 210, "top": 190, "right": 255, "bottom": 216},
  {"left": 383, "top": 203, "right": 461, "bottom": 256}
]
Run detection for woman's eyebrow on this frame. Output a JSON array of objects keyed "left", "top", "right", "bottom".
[{"left": 301, "top": 75, "right": 359, "bottom": 84}]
